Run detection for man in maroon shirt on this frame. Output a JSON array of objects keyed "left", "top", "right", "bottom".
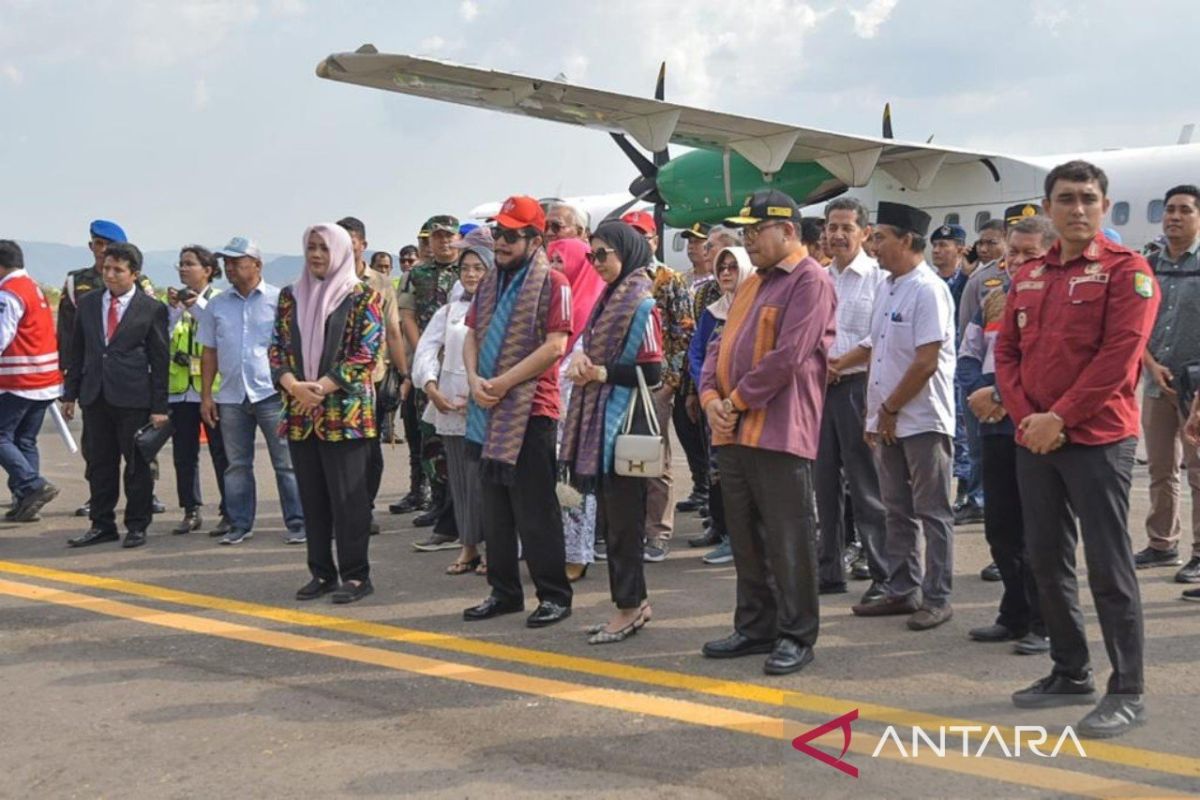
[
  {"left": 995, "top": 160, "right": 1160, "bottom": 738},
  {"left": 462, "top": 196, "right": 574, "bottom": 628}
]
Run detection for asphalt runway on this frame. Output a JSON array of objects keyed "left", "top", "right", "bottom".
[{"left": 1, "top": 429, "right": 1198, "bottom": 799}]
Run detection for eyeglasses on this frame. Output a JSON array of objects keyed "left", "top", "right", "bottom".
[
  {"left": 716, "top": 261, "right": 740, "bottom": 273},
  {"left": 547, "top": 220, "right": 567, "bottom": 232},
  {"left": 742, "top": 221, "right": 785, "bottom": 240},
  {"left": 491, "top": 226, "right": 529, "bottom": 244},
  {"left": 585, "top": 248, "right": 617, "bottom": 265}
]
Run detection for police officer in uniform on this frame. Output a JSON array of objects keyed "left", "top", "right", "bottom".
[
  {"left": 996, "top": 160, "right": 1159, "bottom": 738},
  {"left": 58, "top": 220, "right": 160, "bottom": 518}
]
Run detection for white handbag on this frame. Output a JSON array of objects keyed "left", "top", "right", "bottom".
[{"left": 614, "top": 366, "right": 665, "bottom": 478}]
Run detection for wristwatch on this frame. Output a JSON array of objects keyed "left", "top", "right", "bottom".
[
  {"left": 721, "top": 398, "right": 736, "bottom": 414},
  {"left": 991, "top": 387, "right": 1002, "bottom": 405},
  {"left": 596, "top": 366, "right": 608, "bottom": 383}
]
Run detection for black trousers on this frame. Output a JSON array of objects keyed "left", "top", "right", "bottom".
[
  {"left": 673, "top": 386, "right": 708, "bottom": 498},
  {"left": 598, "top": 473, "right": 649, "bottom": 609},
  {"left": 289, "top": 436, "right": 372, "bottom": 584},
  {"left": 718, "top": 445, "right": 820, "bottom": 646},
  {"left": 980, "top": 434, "right": 1043, "bottom": 635},
  {"left": 400, "top": 388, "right": 424, "bottom": 494},
  {"left": 82, "top": 398, "right": 152, "bottom": 533},
  {"left": 169, "top": 400, "right": 228, "bottom": 516},
  {"left": 1016, "top": 438, "right": 1143, "bottom": 694},
  {"left": 482, "top": 416, "right": 572, "bottom": 607}
]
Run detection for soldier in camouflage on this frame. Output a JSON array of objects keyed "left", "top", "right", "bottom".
[{"left": 395, "top": 215, "right": 461, "bottom": 545}]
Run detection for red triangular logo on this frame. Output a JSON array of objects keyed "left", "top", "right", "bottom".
[{"left": 791, "top": 709, "right": 859, "bottom": 778}]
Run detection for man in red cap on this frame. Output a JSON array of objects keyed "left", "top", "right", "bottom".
[
  {"left": 621, "top": 210, "right": 694, "bottom": 562},
  {"left": 462, "top": 195, "right": 575, "bottom": 627}
]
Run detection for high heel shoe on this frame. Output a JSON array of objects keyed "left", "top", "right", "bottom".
[{"left": 566, "top": 562, "right": 589, "bottom": 582}]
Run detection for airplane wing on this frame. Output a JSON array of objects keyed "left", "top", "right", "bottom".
[{"left": 317, "top": 46, "right": 1005, "bottom": 191}]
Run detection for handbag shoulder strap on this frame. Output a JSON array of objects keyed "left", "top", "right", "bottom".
[{"left": 621, "top": 365, "right": 661, "bottom": 437}]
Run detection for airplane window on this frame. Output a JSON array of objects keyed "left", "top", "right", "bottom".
[
  {"left": 1111, "top": 202, "right": 1130, "bottom": 226},
  {"left": 673, "top": 232, "right": 685, "bottom": 252},
  {"left": 974, "top": 211, "right": 991, "bottom": 232},
  {"left": 1148, "top": 199, "right": 1165, "bottom": 224},
  {"left": 944, "top": 213, "right": 960, "bottom": 226}
]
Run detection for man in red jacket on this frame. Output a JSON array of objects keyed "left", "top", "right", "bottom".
[
  {"left": 0, "top": 240, "right": 63, "bottom": 522},
  {"left": 995, "top": 160, "right": 1159, "bottom": 738}
]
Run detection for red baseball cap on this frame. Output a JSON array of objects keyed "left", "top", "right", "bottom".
[
  {"left": 491, "top": 195, "right": 546, "bottom": 233},
  {"left": 621, "top": 210, "right": 657, "bottom": 236}
]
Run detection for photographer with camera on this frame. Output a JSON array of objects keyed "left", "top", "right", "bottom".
[{"left": 166, "top": 245, "right": 230, "bottom": 536}]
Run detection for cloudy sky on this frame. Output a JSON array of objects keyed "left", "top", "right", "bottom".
[{"left": 0, "top": 0, "right": 1189, "bottom": 255}]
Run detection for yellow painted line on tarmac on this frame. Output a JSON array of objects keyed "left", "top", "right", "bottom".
[
  {"left": 0, "top": 576, "right": 1188, "bottom": 800},
  {"left": 1, "top": 559, "right": 1197, "bottom": 785}
]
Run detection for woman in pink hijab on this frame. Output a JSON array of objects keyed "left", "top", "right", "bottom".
[
  {"left": 548, "top": 237, "right": 606, "bottom": 582},
  {"left": 269, "top": 223, "right": 384, "bottom": 605}
]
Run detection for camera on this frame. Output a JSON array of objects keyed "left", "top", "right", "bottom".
[
  {"left": 176, "top": 287, "right": 197, "bottom": 303},
  {"left": 172, "top": 351, "right": 192, "bottom": 368}
]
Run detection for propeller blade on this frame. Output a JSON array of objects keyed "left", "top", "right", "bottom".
[
  {"left": 654, "top": 202, "right": 665, "bottom": 262},
  {"left": 882, "top": 102, "right": 893, "bottom": 139},
  {"left": 653, "top": 62, "right": 670, "bottom": 167},
  {"left": 609, "top": 132, "right": 658, "bottom": 179},
  {"left": 602, "top": 195, "right": 643, "bottom": 222}
]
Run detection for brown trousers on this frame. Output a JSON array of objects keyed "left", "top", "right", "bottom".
[{"left": 1142, "top": 389, "right": 1200, "bottom": 555}]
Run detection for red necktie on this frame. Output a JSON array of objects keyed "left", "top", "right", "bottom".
[{"left": 106, "top": 295, "right": 120, "bottom": 342}]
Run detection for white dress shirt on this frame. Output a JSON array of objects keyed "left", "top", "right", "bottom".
[
  {"left": 828, "top": 248, "right": 886, "bottom": 374},
  {"left": 863, "top": 262, "right": 957, "bottom": 437},
  {"left": 101, "top": 285, "right": 137, "bottom": 343}
]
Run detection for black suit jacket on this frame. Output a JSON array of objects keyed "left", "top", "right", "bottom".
[{"left": 63, "top": 288, "right": 169, "bottom": 413}]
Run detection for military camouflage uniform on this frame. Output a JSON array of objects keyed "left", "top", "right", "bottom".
[{"left": 397, "top": 258, "right": 461, "bottom": 491}]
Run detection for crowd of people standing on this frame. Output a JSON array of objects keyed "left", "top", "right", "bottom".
[{"left": 2, "top": 158, "right": 1199, "bottom": 741}]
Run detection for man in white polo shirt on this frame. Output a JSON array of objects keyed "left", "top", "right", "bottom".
[{"left": 841, "top": 202, "right": 957, "bottom": 631}]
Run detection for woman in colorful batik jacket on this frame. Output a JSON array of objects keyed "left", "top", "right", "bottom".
[{"left": 270, "top": 223, "right": 382, "bottom": 606}]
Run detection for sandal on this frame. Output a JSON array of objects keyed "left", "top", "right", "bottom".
[
  {"left": 475, "top": 561, "right": 488, "bottom": 576},
  {"left": 446, "top": 556, "right": 482, "bottom": 576},
  {"left": 587, "top": 604, "right": 651, "bottom": 644}
]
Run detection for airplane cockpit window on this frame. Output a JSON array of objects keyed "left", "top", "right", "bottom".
[
  {"left": 944, "top": 213, "right": 960, "bottom": 226},
  {"left": 1112, "top": 202, "right": 1130, "bottom": 226},
  {"left": 1148, "top": 199, "right": 1165, "bottom": 224},
  {"left": 672, "top": 232, "right": 684, "bottom": 252},
  {"left": 974, "top": 211, "right": 991, "bottom": 232}
]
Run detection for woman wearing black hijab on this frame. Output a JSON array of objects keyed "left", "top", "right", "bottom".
[{"left": 560, "top": 221, "right": 665, "bottom": 644}]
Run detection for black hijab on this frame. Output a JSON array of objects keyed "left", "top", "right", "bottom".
[{"left": 591, "top": 220, "right": 652, "bottom": 296}]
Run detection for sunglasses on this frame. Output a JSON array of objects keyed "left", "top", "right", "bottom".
[
  {"left": 716, "top": 261, "right": 740, "bottom": 273},
  {"left": 585, "top": 248, "right": 618, "bottom": 265},
  {"left": 491, "top": 226, "right": 530, "bottom": 244},
  {"left": 547, "top": 220, "right": 567, "bottom": 232}
]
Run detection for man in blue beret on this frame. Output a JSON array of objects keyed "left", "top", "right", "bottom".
[{"left": 57, "top": 219, "right": 156, "bottom": 517}]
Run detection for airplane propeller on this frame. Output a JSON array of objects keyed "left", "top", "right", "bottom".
[{"left": 606, "top": 61, "right": 669, "bottom": 260}]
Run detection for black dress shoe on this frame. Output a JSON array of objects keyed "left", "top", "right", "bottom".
[
  {"left": 526, "top": 601, "right": 572, "bottom": 628},
  {"left": 1076, "top": 694, "right": 1146, "bottom": 739},
  {"left": 411, "top": 507, "right": 441, "bottom": 527},
  {"left": 296, "top": 577, "right": 338, "bottom": 601},
  {"left": 1174, "top": 556, "right": 1200, "bottom": 583},
  {"left": 1012, "top": 671, "right": 1096, "bottom": 709},
  {"left": 954, "top": 500, "right": 985, "bottom": 525},
  {"left": 67, "top": 528, "right": 120, "bottom": 547},
  {"left": 980, "top": 562, "right": 1002, "bottom": 582},
  {"left": 819, "top": 581, "right": 848, "bottom": 595},
  {"left": 463, "top": 596, "right": 524, "bottom": 621},
  {"left": 688, "top": 526, "right": 723, "bottom": 548},
  {"left": 857, "top": 581, "right": 887, "bottom": 605},
  {"left": 122, "top": 529, "right": 147, "bottom": 548},
  {"left": 389, "top": 490, "right": 429, "bottom": 515},
  {"left": 209, "top": 515, "right": 233, "bottom": 537},
  {"left": 968, "top": 622, "right": 1022, "bottom": 642},
  {"left": 332, "top": 580, "right": 374, "bottom": 604},
  {"left": 701, "top": 631, "right": 775, "bottom": 659},
  {"left": 172, "top": 509, "right": 202, "bottom": 535},
  {"left": 1133, "top": 545, "right": 1181, "bottom": 569},
  {"left": 675, "top": 492, "right": 707, "bottom": 512},
  {"left": 74, "top": 501, "right": 91, "bottom": 517},
  {"left": 764, "top": 637, "right": 814, "bottom": 675}
]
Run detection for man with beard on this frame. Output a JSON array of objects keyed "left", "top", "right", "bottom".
[{"left": 462, "top": 195, "right": 574, "bottom": 628}]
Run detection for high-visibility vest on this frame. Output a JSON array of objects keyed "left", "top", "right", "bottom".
[
  {"left": 0, "top": 273, "right": 62, "bottom": 391},
  {"left": 168, "top": 286, "right": 221, "bottom": 395}
]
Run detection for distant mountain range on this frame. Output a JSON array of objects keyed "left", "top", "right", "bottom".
[{"left": 16, "top": 241, "right": 304, "bottom": 290}]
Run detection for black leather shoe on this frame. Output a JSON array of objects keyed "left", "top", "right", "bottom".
[
  {"left": 122, "top": 529, "right": 147, "bottom": 548},
  {"left": 1013, "top": 632, "right": 1051, "bottom": 655},
  {"left": 411, "top": 507, "right": 441, "bottom": 527},
  {"left": 332, "top": 580, "right": 374, "bottom": 605},
  {"left": 296, "top": 577, "right": 338, "bottom": 601},
  {"left": 172, "top": 509, "right": 202, "bottom": 535},
  {"left": 526, "top": 601, "right": 572, "bottom": 628},
  {"left": 1076, "top": 694, "right": 1145, "bottom": 739},
  {"left": 74, "top": 501, "right": 91, "bottom": 517},
  {"left": 1012, "top": 671, "right": 1096, "bottom": 708},
  {"left": 675, "top": 492, "right": 708, "bottom": 512},
  {"left": 980, "top": 562, "right": 1002, "bottom": 582},
  {"left": 701, "top": 631, "right": 775, "bottom": 659},
  {"left": 858, "top": 581, "right": 886, "bottom": 605},
  {"left": 764, "top": 637, "right": 814, "bottom": 675},
  {"left": 67, "top": 528, "right": 120, "bottom": 547},
  {"left": 1134, "top": 545, "right": 1181, "bottom": 569},
  {"left": 209, "top": 515, "right": 232, "bottom": 537},
  {"left": 463, "top": 596, "right": 524, "bottom": 621},
  {"left": 1174, "top": 556, "right": 1200, "bottom": 583},
  {"left": 688, "top": 526, "right": 723, "bottom": 548},
  {"left": 954, "top": 500, "right": 985, "bottom": 525},
  {"left": 969, "top": 622, "right": 1022, "bottom": 642},
  {"left": 819, "top": 581, "right": 848, "bottom": 595},
  {"left": 389, "top": 490, "right": 429, "bottom": 515}
]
